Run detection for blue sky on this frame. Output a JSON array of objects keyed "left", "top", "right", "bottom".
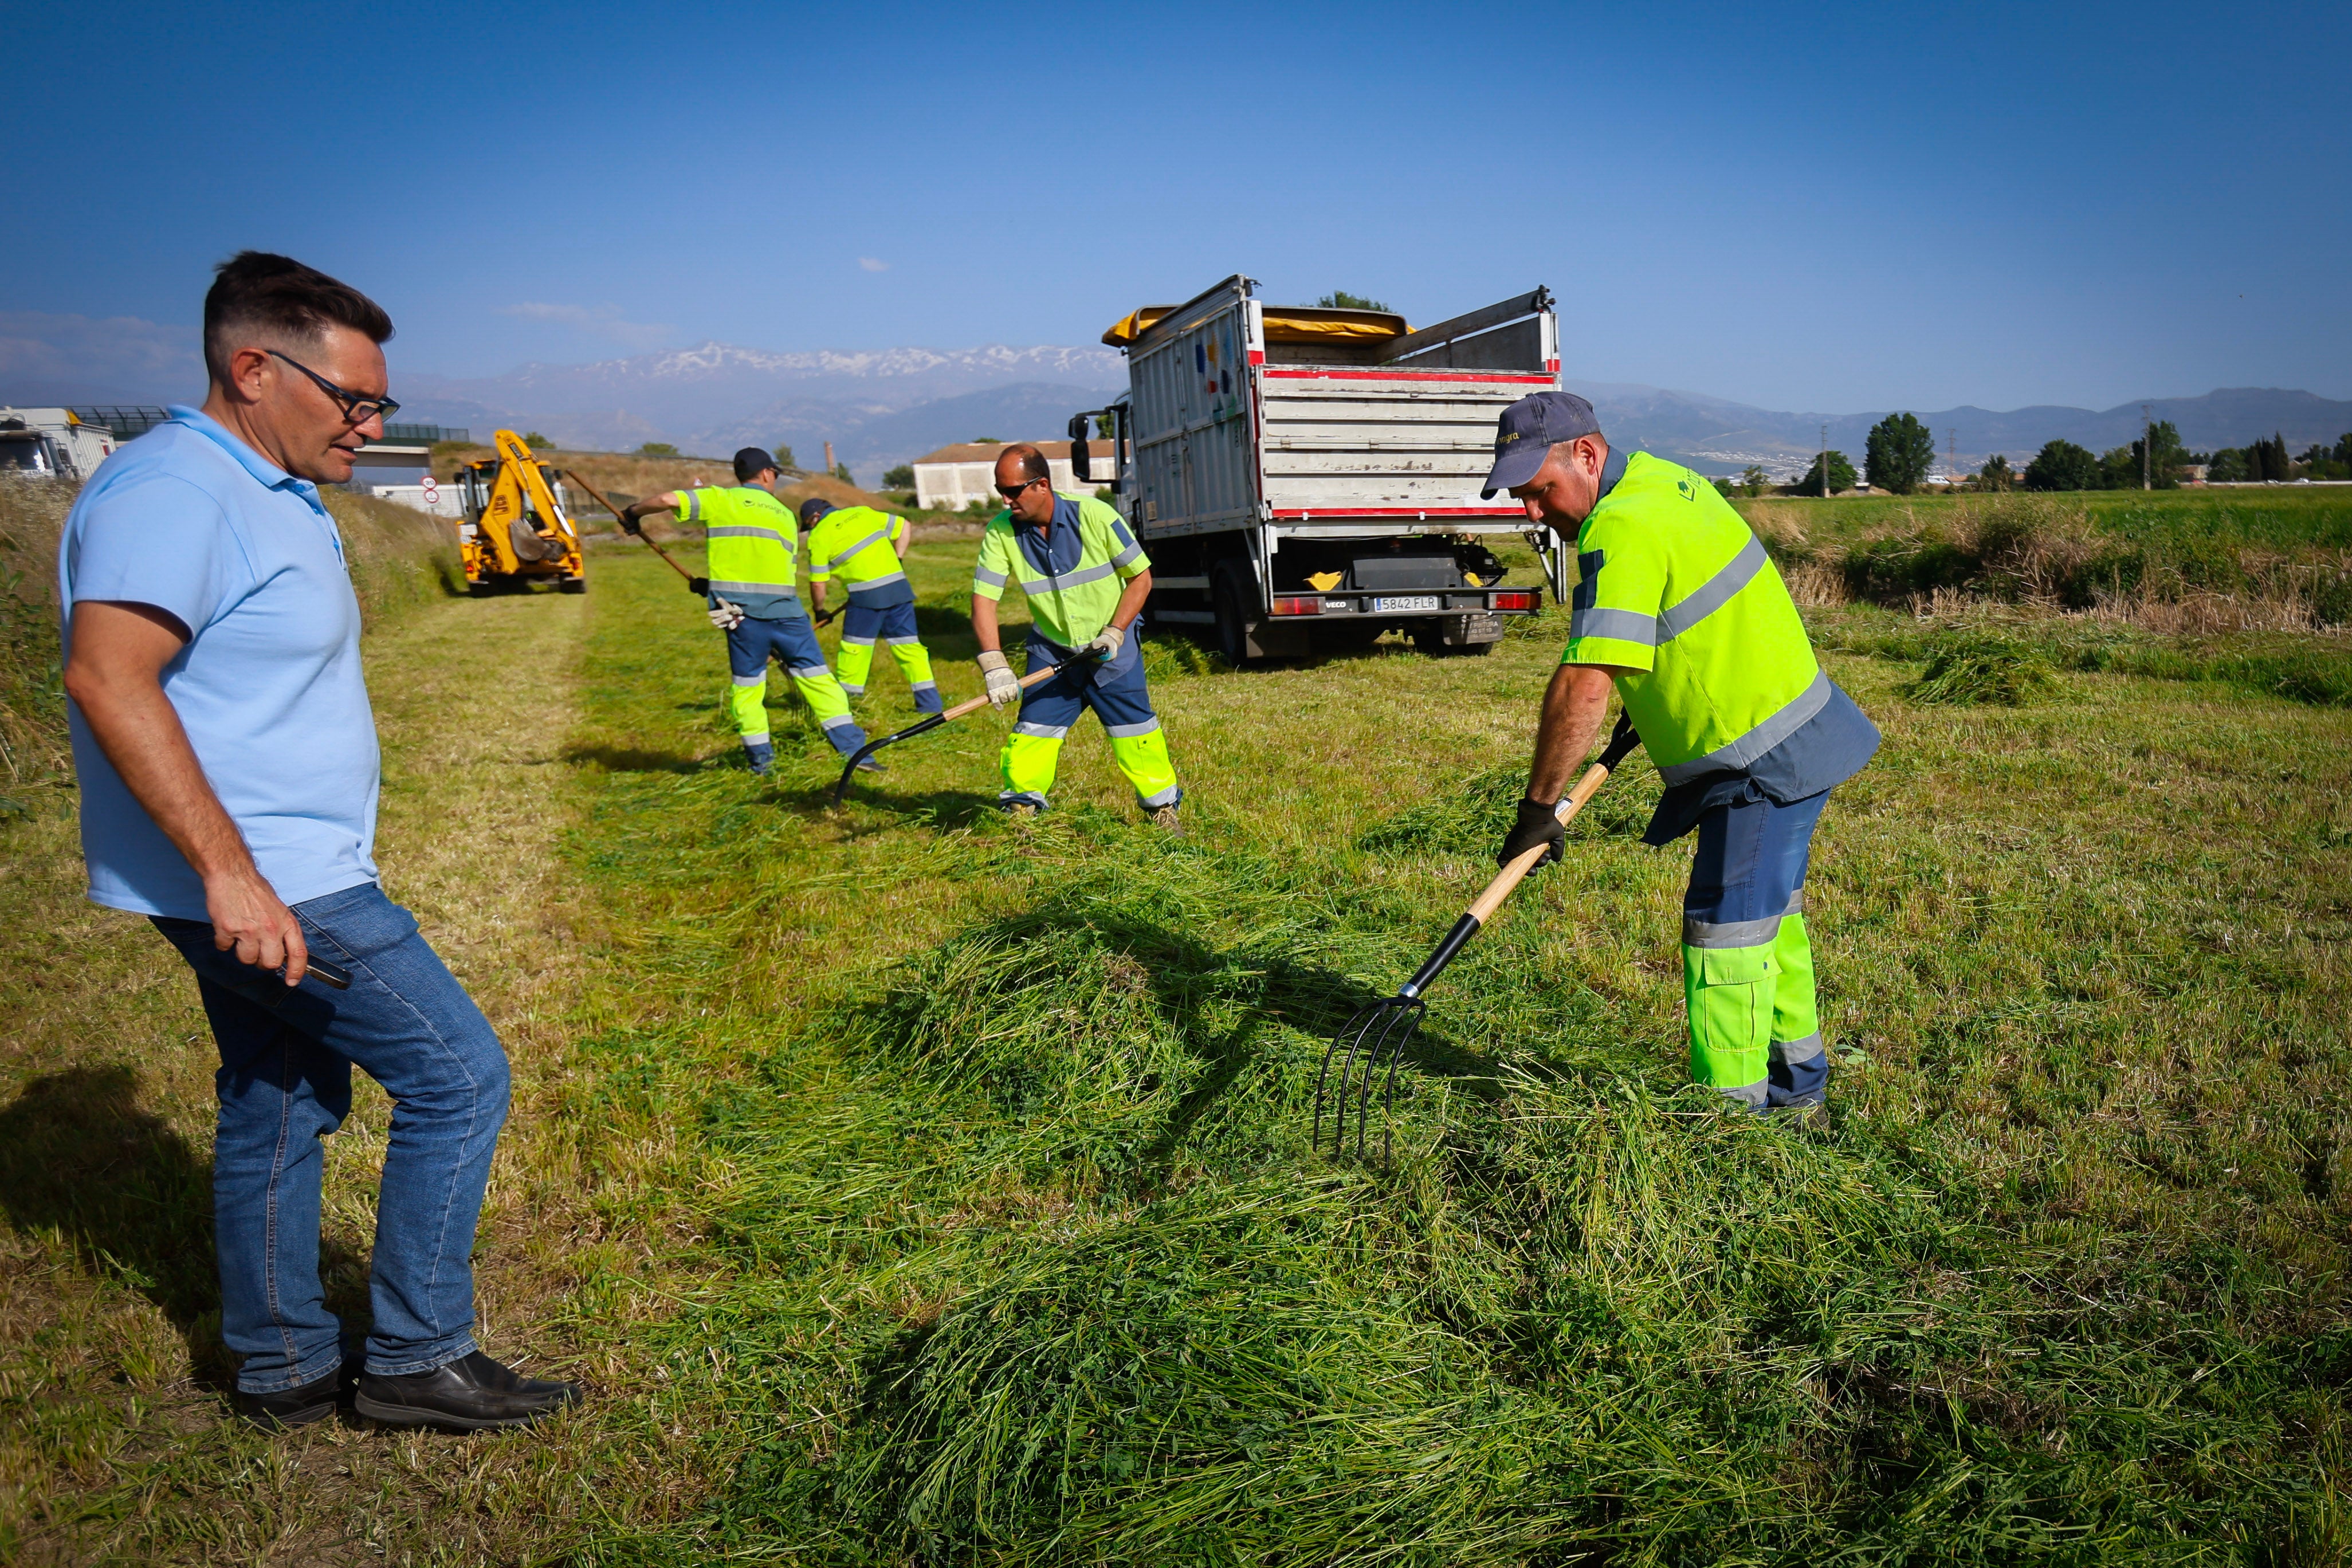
[{"left": 2, "top": 0, "right": 2343, "bottom": 412}]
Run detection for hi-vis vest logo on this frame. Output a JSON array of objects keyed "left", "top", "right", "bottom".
[{"left": 1676, "top": 477, "right": 1695, "bottom": 499}]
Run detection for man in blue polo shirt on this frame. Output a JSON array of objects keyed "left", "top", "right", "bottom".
[{"left": 58, "top": 253, "right": 578, "bottom": 1432}]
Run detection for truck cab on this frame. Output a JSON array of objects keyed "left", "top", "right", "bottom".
[{"left": 1069, "top": 277, "right": 1567, "bottom": 663}]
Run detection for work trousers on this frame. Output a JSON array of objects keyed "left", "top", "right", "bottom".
[
  {"left": 834, "top": 598, "right": 941, "bottom": 713},
  {"left": 1680, "top": 789, "right": 1832, "bottom": 1110},
  {"left": 727, "top": 613, "right": 866, "bottom": 758},
  {"left": 1000, "top": 632, "right": 1180, "bottom": 813},
  {"left": 150, "top": 883, "right": 509, "bottom": 1393}
]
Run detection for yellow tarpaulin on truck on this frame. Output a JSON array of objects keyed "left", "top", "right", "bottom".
[{"left": 1101, "top": 304, "right": 1411, "bottom": 348}]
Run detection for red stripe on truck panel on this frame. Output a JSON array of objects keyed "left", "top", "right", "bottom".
[
  {"left": 1258, "top": 369, "right": 1554, "bottom": 384},
  {"left": 1270, "top": 507, "right": 1528, "bottom": 518}
]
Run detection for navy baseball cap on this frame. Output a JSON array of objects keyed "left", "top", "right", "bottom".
[
  {"left": 733, "top": 446, "right": 782, "bottom": 481},
  {"left": 798, "top": 496, "right": 835, "bottom": 525},
  {"left": 1481, "top": 391, "right": 1604, "bottom": 497}
]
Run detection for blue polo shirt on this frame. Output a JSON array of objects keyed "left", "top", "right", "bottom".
[{"left": 58, "top": 406, "right": 382, "bottom": 919}]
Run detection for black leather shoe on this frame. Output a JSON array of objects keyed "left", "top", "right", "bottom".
[
  {"left": 234, "top": 1358, "right": 355, "bottom": 1430},
  {"left": 355, "top": 1350, "right": 581, "bottom": 1431}
]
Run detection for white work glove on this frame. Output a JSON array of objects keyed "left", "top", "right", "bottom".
[
  {"left": 708, "top": 598, "right": 745, "bottom": 631},
  {"left": 977, "top": 649, "right": 1021, "bottom": 708},
  {"left": 1082, "top": 623, "right": 1126, "bottom": 661}
]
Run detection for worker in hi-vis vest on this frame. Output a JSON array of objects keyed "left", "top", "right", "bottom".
[
  {"left": 799, "top": 497, "right": 941, "bottom": 715},
  {"left": 618, "top": 448, "right": 873, "bottom": 777},
  {"left": 1487, "top": 392, "right": 1879, "bottom": 1123},
  {"left": 970, "top": 442, "right": 1181, "bottom": 828}
]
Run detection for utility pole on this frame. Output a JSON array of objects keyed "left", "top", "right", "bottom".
[
  {"left": 1948, "top": 429, "right": 1957, "bottom": 488},
  {"left": 1820, "top": 423, "right": 1829, "bottom": 498},
  {"left": 824, "top": 439, "right": 837, "bottom": 477},
  {"left": 2141, "top": 404, "right": 2152, "bottom": 490}
]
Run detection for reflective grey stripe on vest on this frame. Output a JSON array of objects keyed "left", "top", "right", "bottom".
[
  {"left": 1019, "top": 560, "right": 1117, "bottom": 592},
  {"left": 830, "top": 524, "right": 896, "bottom": 568},
  {"left": 1570, "top": 607, "right": 1660, "bottom": 646},
  {"left": 708, "top": 580, "right": 799, "bottom": 598},
  {"left": 708, "top": 524, "right": 789, "bottom": 541},
  {"left": 847, "top": 570, "right": 908, "bottom": 594},
  {"left": 1684, "top": 913, "right": 1784, "bottom": 949},
  {"left": 1110, "top": 541, "right": 1144, "bottom": 568},
  {"left": 685, "top": 490, "right": 702, "bottom": 521},
  {"left": 1656, "top": 669, "right": 1833, "bottom": 785},
  {"left": 1658, "top": 535, "right": 1769, "bottom": 642},
  {"left": 975, "top": 565, "right": 1008, "bottom": 588}
]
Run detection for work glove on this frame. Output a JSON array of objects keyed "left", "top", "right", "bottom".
[
  {"left": 1497, "top": 797, "right": 1566, "bottom": 871},
  {"left": 1082, "top": 623, "right": 1126, "bottom": 661},
  {"left": 619, "top": 510, "right": 643, "bottom": 536},
  {"left": 688, "top": 576, "right": 710, "bottom": 595},
  {"left": 708, "top": 598, "right": 746, "bottom": 631},
  {"left": 977, "top": 650, "right": 1021, "bottom": 708}
]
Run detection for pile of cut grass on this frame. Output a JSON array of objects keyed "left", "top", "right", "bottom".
[{"left": 1900, "top": 627, "right": 2062, "bottom": 706}]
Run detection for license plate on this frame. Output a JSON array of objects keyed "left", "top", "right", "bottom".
[{"left": 1372, "top": 594, "right": 1442, "bottom": 612}]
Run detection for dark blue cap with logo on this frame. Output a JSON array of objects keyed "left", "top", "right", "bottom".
[
  {"left": 735, "top": 446, "right": 783, "bottom": 482},
  {"left": 1481, "top": 391, "right": 1604, "bottom": 497},
  {"left": 798, "top": 496, "right": 835, "bottom": 525}
]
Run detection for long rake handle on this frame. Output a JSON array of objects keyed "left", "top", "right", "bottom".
[
  {"left": 830, "top": 654, "right": 1091, "bottom": 803},
  {"left": 1399, "top": 716, "right": 1640, "bottom": 999},
  {"left": 562, "top": 470, "right": 699, "bottom": 583}
]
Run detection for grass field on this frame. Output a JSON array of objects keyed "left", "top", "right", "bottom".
[{"left": 5, "top": 485, "right": 2352, "bottom": 1563}]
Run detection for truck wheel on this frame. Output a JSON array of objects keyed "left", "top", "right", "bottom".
[
  {"left": 559, "top": 577, "right": 587, "bottom": 595},
  {"left": 1212, "top": 564, "right": 1255, "bottom": 666}
]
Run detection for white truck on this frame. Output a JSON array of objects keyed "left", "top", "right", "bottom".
[
  {"left": 0, "top": 408, "right": 120, "bottom": 482},
  {"left": 1069, "top": 276, "right": 1568, "bottom": 662}
]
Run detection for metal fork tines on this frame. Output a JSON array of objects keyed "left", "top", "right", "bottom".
[{"left": 1312, "top": 996, "right": 1426, "bottom": 1163}]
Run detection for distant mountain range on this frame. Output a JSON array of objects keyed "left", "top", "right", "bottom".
[{"left": 7, "top": 315, "right": 2346, "bottom": 484}]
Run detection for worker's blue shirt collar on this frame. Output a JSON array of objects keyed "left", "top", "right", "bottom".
[
  {"left": 1596, "top": 446, "right": 1627, "bottom": 503},
  {"left": 1012, "top": 496, "right": 1087, "bottom": 577},
  {"left": 166, "top": 404, "right": 328, "bottom": 518}
]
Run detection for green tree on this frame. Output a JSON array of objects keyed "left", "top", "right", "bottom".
[
  {"left": 1737, "top": 465, "right": 1771, "bottom": 498},
  {"left": 831, "top": 461, "right": 856, "bottom": 485},
  {"left": 970, "top": 436, "right": 1003, "bottom": 445},
  {"left": 637, "top": 441, "right": 678, "bottom": 458},
  {"left": 1316, "top": 290, "right": 1393, "bottom": 312},
  {"left": 521, "top": 430, "right": 554, "bottom": 449},
  {"left": 2023, "top": 439, "right": 2100, "bottom": 491},
  {"left": 1864, "top": 412, "right": 1935, "bottom": 494},
  {"left": 1094, "top": 411, "right": 1116, "bottom": 439},
  {"left": 2252, "top": 432, "right": 2291, "bottom": 481},
  {"left": 2097, "top": 445, "right": 2138, "bottom": 489},
  {"left": 881, "top": 464, "right": 914, "bottom": 490},
  {"left": 1978, "top": 454, "right": 2014, "bottom": 492},
  {"left": 771, "top": 444, "right": 797, "bottom": 471},
  {"left": 2334, "top": 433, "right": 2352, "bottom": 467},
  {"left": 2206, "top": 447, "right": 2248, "bottom": 482},
  {"left": 1788, "top": 450, "right": 1857, "bottom": 495}
]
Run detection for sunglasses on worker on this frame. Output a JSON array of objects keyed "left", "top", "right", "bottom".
[
  {"left": 268, "top": 349, "right": 400, "bottom": 426},
  {"left": 995, "top": 475, "right": 1047, "bottom": 500}
]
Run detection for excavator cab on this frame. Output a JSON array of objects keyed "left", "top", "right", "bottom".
[{"left": 454, "top": 430, "right": 586, "bottom": 594}]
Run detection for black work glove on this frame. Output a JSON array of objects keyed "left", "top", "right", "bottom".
[
  {"left": 1497, "top": 797, "right": 1566, "bottom": 870},
  {"left": 687, "top": 576, "right": 710, "bottom": 595},
  {"left": 619, "top": 510, "right": 643, "bottom": 536}
]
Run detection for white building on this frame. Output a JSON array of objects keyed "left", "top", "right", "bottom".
[
  {"left": 0, "top": 408, "right": 119, "bottom": 481},
  {"left": 911, "top": 439, "right": 1117, "bottom": 511}
]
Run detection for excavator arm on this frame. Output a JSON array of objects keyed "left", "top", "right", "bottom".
[{"left": 455, "top": 430, "right": 586, "bottom": 592}]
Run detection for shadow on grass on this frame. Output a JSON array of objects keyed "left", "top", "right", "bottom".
[
  {"left": 795, "top": 781, "right": 1005, "bottom": 831},
  {"left": 563, "top": 742, "right": 710, "bottom": 774},
  {"left": 0, "top": 1064, "right": 368, "bottom": 1393}
]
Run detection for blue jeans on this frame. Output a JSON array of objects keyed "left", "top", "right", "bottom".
[{"left": 151, "top": 882, "right": 510, "bottom": 1393}]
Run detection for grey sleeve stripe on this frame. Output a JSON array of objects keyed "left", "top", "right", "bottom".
[
  {"left": 1110, "top": 543, "right": 1145, "bottom": 568},
  {"left": 686, "top": 491, "right": 702, "bottom": 522},
  {"left": 707, "top": 525, "right": 787, "bottom": 541},
  {"left": 1659, "top": 535, "right": 1768, "bottom": 642},
  {"left": 1683, "top": 914, "right": 1785, "bottom": 949},
  {"left": 1569, "top": 607, "right": 1661, "bottom": 645},
  {"left": 1656, "top": 669, "right": 1832, "bottom": 785},
  {"left": 973, "top": 565, "right": 1008, "bottom": 588}
]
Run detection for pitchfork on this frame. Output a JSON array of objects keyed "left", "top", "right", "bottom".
[{"left": 1314, "top": 713, "right": 1642, "bottom": 1162}]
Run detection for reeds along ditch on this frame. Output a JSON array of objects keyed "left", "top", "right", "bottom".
[{"left": 697, "top": 833, "right": 2351, "bottom": 1563}]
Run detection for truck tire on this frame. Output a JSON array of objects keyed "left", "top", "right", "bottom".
[
  {"left": 1212, "top": 563, "right": 1255, "bottom": 667},
  {"left": 559, "top": 577, "right": 587, "bottom": 595}
]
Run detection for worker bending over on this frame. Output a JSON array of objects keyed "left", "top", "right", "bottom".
[
  {"left": 800, "top": 497, "right": 941, "bottom": 715},
  {"left": 1490, "top": 393, "right": 1878, "bottom": 1121},
  {"left": 971, "top": 443, "right": 1181, "bottom": 827},
  {"left": 621, "top": 449, "right": 870, "bottom": 776}
]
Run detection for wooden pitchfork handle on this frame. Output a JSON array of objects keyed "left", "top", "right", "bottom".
[
  {"left": 830, "top": 652, "right": 1097, "bottom": 803},
  {"left": 1398, "top": 712, "right": 1642, "bottom": 1000},
  {"left": 561, "top": 470, "right": 699, "bottom": 584}
]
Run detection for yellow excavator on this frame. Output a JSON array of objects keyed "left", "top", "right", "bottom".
[{"left": 453, "top": 430, "right": 586, "bottom": 594}]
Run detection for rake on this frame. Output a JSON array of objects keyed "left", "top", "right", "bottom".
[
  {"left": 831, "top": 650, "right": 1098, "bottom": 804},
  {"left": 1313, "top": 712, "right": 1640, "bottom": 1162}
]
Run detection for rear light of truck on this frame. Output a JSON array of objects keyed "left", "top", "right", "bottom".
[
  {"left": 1490, "top": 590, "right": 1537, "bottom": 611},
  {"left": 1270, "top": 596, "right": 1324, "bottom": 616}
]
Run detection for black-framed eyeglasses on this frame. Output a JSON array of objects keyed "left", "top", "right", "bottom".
[
  {"left": 995, "top": 476, "right": 1046, "bottom": 500},
  {"left": 268, "top": 349, "right": 399, "bottom": 425}
]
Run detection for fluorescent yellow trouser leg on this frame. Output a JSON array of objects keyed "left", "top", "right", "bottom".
[
  {"left": 1684, "top": 940, "right": 1777, "bottom": 1109},
  {"left": 785, "top": 659, "right": 863, "bottom": 753},
  {"left": 1000, "top": 729, "right": 1064, "bottom": 806},
  {"left": 888, "top": 637, "right": 936, "bottom": 692},
  {"left": 1771, "top": 911, "right": 1819, "bottom": 1054},
  {"left": 833, "top": 637, "right": 876, "bottom": 695},
  {"left": 727, "top": 674, "right": 770, "bottom": 743},
  {"left": 1106, "top": 723, "right": 1180, "bottom": 809}
]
